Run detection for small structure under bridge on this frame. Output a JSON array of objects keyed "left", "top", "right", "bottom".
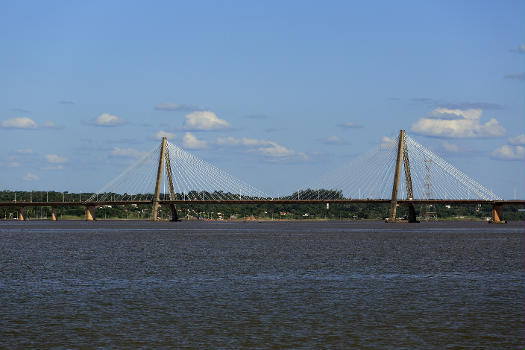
[{"left": 1, "top": 131, "right": 523, "bottom": 223}]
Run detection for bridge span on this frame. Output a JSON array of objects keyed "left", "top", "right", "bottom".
[
  {"left": 1, "top": 199, "right": 523, "bottom": 223},
  {"left": 2, "top": 130, "right": 523, "bottom": 223}
]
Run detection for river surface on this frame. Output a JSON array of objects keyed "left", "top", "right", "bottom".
[{"left": 0, "top": 220, "right": 523, "bottom": 349}]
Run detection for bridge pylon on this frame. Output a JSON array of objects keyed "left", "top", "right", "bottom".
[
  {"left": 387, "top": 130, "right": 418, "bottom": 223},
  {"left": 152, "top": 137, "right": 179, "bottom": 221}
]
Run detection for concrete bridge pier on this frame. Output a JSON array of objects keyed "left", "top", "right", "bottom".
[
  {"left": 51, "top": 207, "right": 57, "bottom": 221},
  {"left": 490, "top": 204, "right": 506, "bottom": 224},
  {"left": 85, "top": 206, "right": 96, "bottom": 221},
  {"left": 169, "top": 204, "right": 180, "bottom": 222},
  {"left": 170, "top": 204, "right": 180, "bottom": 221},
  {"left": 18, "top": 207, "right": 25, "bottom": 221},
  {"left": 407, "top": 203, "right": 419, "bottom": 223}
]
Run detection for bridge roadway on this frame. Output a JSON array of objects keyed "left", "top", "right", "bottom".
[{"left": 0, "top": 199, "right": 524, "bottom": 206}]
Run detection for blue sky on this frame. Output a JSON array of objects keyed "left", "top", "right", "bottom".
[{"left": 1, "top": 0, "right": 524, "bottom": 198}]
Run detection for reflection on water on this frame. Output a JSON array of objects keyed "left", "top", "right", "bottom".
[{"left": 1, "top": 220, "right": 524, "bottom": 349}]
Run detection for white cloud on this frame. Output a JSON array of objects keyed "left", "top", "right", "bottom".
[
  {"left": 1, "top": 117, "right": 38, "bottom": 129},
  {"left": 184, "top": 111, "right": 231, "bottom": 131},
  {"left": 240, "top": 137, "right": 273, "bottom": 146},
  {"left": 509, "top": 134, "right": 525, "bottom": 145},
  {"left": 182, "top": 132, "right": 208, "bottom": 149},
  {"left": 42, "top": 120, "right": 59, "bottom": 128},
  {"left": 440, "top": 140, "right": 460, "bottom": 153},
  {"left": 215, "top": 135, "right": 307, "bottom": 160},
  {"left": 154, "top": 130, "right": 176, "bottom": 139},
  {"left": 411, "top": 108, "right": 506, "bottom": 138},
  {"left": 380, "top": 136, "right": 396, "bottom": 149},
  {"left": 23, "top": 172, "right": 39, "bottom": 181},
  {"left": 430, "top": 108, "right": 482, "bottom": 120},
  {"left": 45, "top": 154, "right": 68, "bottom": 163},
  {"left": 491, "top": 145, "right": 525, "bottom": 161},
  {"left": 258, "top": 143, "right": 297, "bottom": 158},
  {"left": 94, "top": 113, "right": 125, "bottom": 127},
  {"left": 216, "top": 136, "right": 273, "bottom": 147},
  {"left": 111, "top": 147, "right": 148, "bottom": 158},
  {"left": 323, "top": 136, "right": 344, "bottom": 144},
  {"left": 216, "top": 136, "right": 241, "bottom": 146}
]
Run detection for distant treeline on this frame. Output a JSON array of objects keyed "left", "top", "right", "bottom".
[{"left": 0, "top": 190, "right": 523, "bottom": 221}]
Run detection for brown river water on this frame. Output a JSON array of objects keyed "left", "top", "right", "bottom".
[{"left": 1, "top": 220, "right": 523, "bottom": 349}]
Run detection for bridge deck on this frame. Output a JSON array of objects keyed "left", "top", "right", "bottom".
[{"left": 0, "top": 199, "right": 523, "bottom": 207}]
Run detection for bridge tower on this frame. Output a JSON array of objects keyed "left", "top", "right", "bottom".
[
  {"left": 152, "top": 137, "right": 179, "bottom": 221},
  {"left": 387, "top": 130, "right": 418, "bottom": 223}
]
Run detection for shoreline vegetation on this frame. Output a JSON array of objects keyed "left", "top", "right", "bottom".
[{"left": 2, "top": 190, "right": 524, "bottom": 222}]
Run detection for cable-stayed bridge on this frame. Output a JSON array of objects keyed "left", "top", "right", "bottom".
[{"left": 2, "top": 130, "right": 523, "bottom": 223}]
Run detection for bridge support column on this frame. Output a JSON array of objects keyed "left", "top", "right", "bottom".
[
  {"left": 51, "top": 207, "right": 57, "bottom": 221},
  {"left": 18, "top": 207, "right": 25, "bottom": 221},
  {"left": 169, "top": 204, "right": 180, "bottom": 222},
  {"left": 407, "top": 203, "right": 419, "bottom": 223},
  {"left": 387, "top": 130, "right": 405, "bottom": 222},
  {"left": 490, "top": 204, "right": 506, "bottom": 224},
  {"left": 152, "top": 137, "right": 168, "bottom": 221},
  {"left": 86, "top": 206, "right": 96, "bottom": 221},
  {"left": 387, "top": 130, "right": 418, "bottom": 223}
]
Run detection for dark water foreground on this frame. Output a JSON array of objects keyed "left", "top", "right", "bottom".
[{"left": 0, "top": 220, "right": 523, "bottom": 349}]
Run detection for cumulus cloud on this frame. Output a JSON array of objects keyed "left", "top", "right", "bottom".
[
  {"left": 215, "top": 136, "right": 307, "bottom": 160},
  {"left": 216, "top": 136, "right": 272, "bottom": 147},
  {"left": 504, "top": 73, "right": 525, "bottom": 81},
  {"left": 491, "top": 145, "right": 525, "bottom": 161},
  {"left": 42, "top": 120, "right": 60, "bottom": 128},
  {"left": 1, "top": 117, "right": 38, "bottom": 129},
  {"left": 45, "top": 154, "right": 67, "bottom": 163},
  {"left": 411, "top": 108, "right": 506, "bottom": 138},
  {"left": 430, "top": 108, "right": 482, "bottom": 119},
  {"left": 509, "top": 134, "right": 525, "bottom": 145},
  {"left": 337, "top": 122, "right": 362, "bottom": 129},
  {"left": 182, "top": 132, "right": 208, "bottom": 149},
  {"left": 216, "top": 136, "right": 241, "bottom": 146},
  {"left": 23, "top": 172, "right": 39, "bottom": 181},
  {"left": 154, "top": 102, "right": 199, "bottom": 111},
  {"left": 239, "top": 137, "right": 274, "bottom": 146},
  {"left": 111, "top": 147, "right": 148, "bottom": 158},
  {"left": 322, "top": 136, "right": 344, "bottom": 145},
  {"left": 380, "top": 136, "right": 396, "bottom": 149},
  {"left": 93, "top": 113, "right": 125, "bottom": 127},
  {"left": 154, "top": 130, "right": 176, "bottom": 139},
  {"left": 258, "top": 143, "right": 300, "bottom": 158},
  {"left": 184, "top": 111, "right": 231, "bottom": 131}
]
